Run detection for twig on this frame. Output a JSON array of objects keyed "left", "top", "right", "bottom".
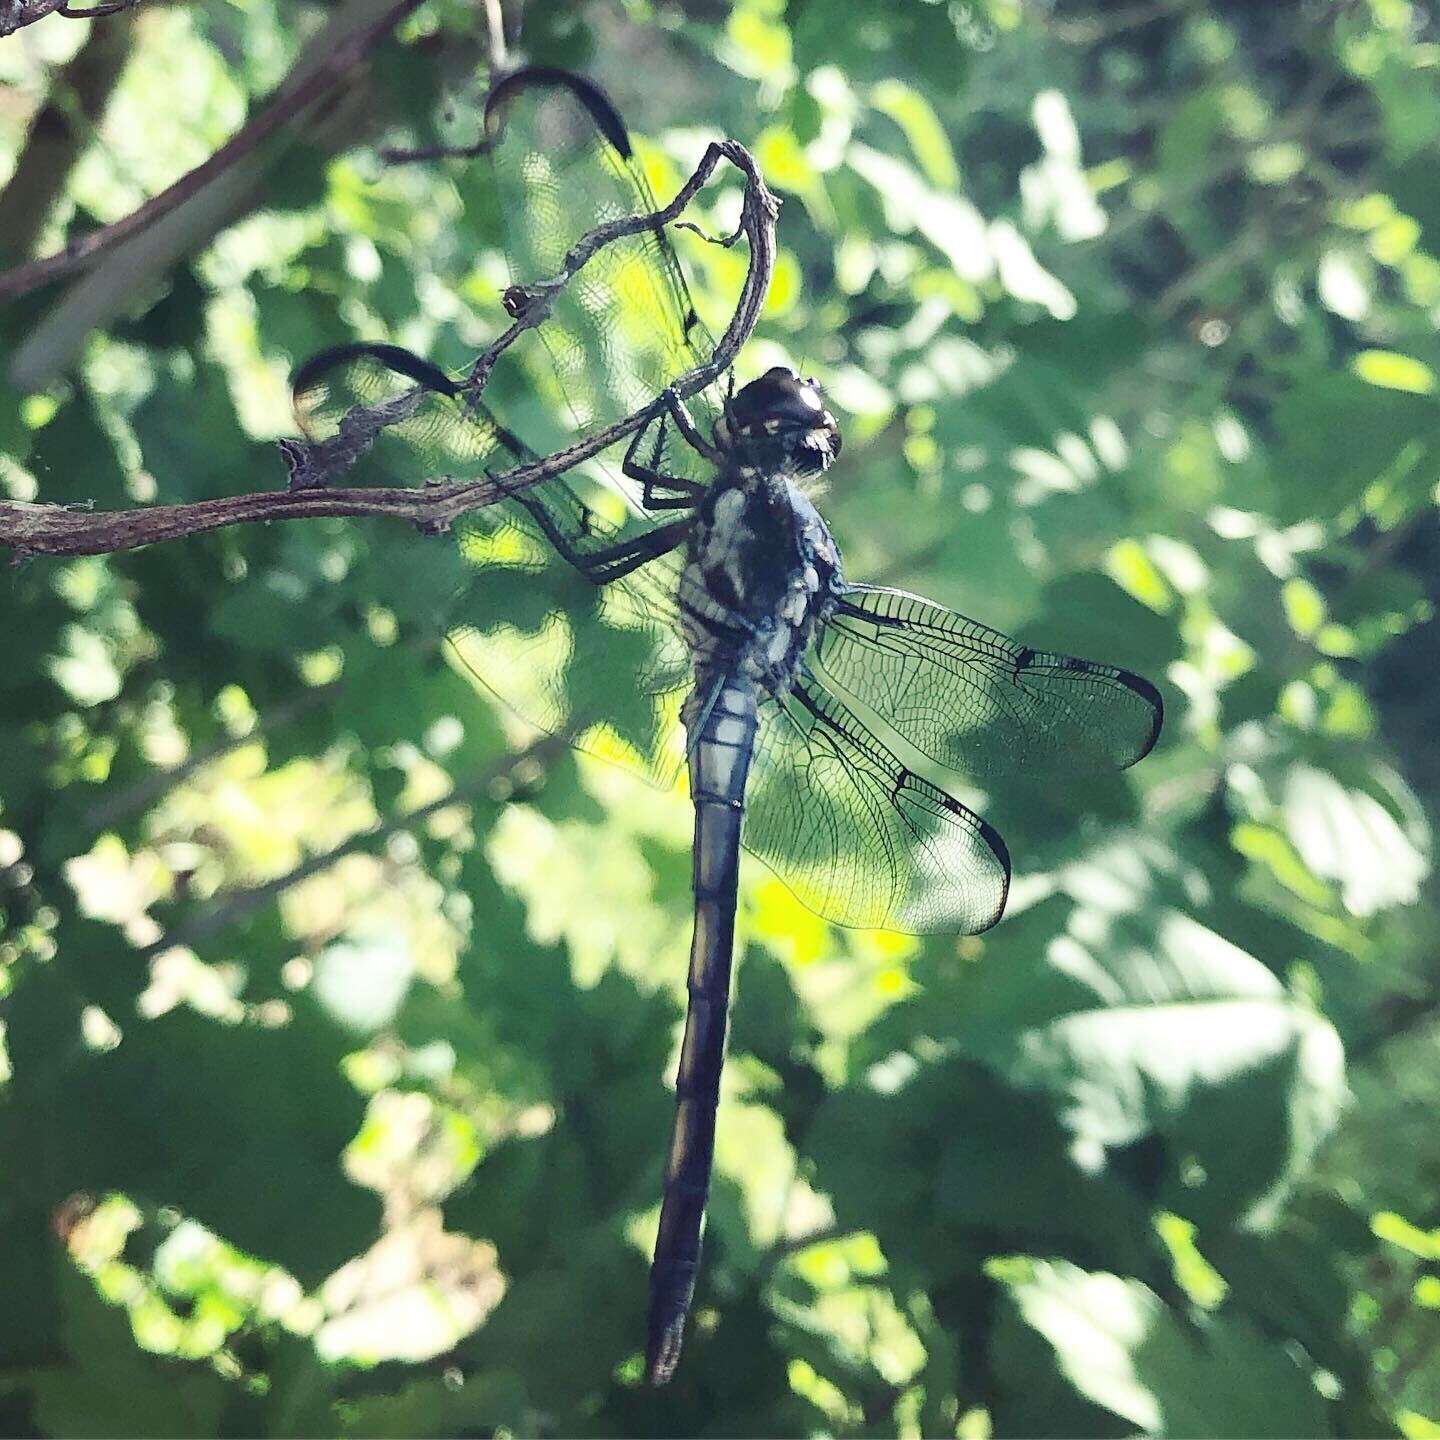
[
  {"left": 140, "top": 731, "right": 569, "bottom": 958},
  {"left": 1154, "top": 220, "right": 1270, "bottom": 318},
  {"left": 0, "top": 135, "right": 778, "bottom": 558},
  {"left": 0, "top": 0, "right": 65, "bottom": 34},
  {"left": 0, "top": 0, "right": 425, "bottom": 302},
  {"left": 379, "top": 134, "right": 487, "bottom": 165},
  {"left": 1, "top": 0, "right": 145, "bottom": 24},
  {"left": 379, "top": 0, "right": 510, "bottom": 165},
  {"left": 760, "top": 1222, "right": 850, "bottom": 1275},
  {"left": 481, "top": 0, "right": 505, "bottom": 71},
  {"left": 80, "top": 680, "right": 345, "bottom": 833},
  {"left": 0, "top": 17, "right": 135, "bottom": 265},
  {"left": 58, "top": 0, "right": 144, "bottom": 14},
  {"left": 1051, "top": 0, "right": 1193, "bottom": 43}
]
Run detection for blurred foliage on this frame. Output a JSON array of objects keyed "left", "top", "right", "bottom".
[{"left": 3, "top": 0, "right": 1440, "bottom": 1434}]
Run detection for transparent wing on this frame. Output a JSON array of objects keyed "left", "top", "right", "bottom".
[
  {"left": 287, "top": 341, "right": 694, "bottom": 782},
  {"left": 446, "top": 507, "right": 693, "bottom": 786},
  {"left": 288, "top": 341, "right": 509, "bottom": 487},
  {"left": 288, "top": 67, "right": 746, "bottom": 773},
  {"left": 744, "top": 674, "right": 1011, "bottom": 934},
  {"left": 454, "top": 577, "right": 1013, "bottom": 934},
  {"left": 814, "top": 584, "right": 1163, "bottom": 781},
  {"left": 483, "top": 65, "right": 729, "bottom": 501}
]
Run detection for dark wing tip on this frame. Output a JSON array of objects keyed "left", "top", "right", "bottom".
[
  {"left": 1113, "top": 667, "right": 1165, "bottom": 768},
  {"left": 484, "top": 65, "right": 634, "bottom": 160},
  {"left": 291, "top": 341, "right": 456, "bottom": 408},
  {"left": 903, "top": 773, "right": 1012, "bottom": 935},
  {"left": 971, "top": 811, "right": 1011, "bottom": 934}
]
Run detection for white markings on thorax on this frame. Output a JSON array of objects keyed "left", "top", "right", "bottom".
[
  {"left": 680, "top": 466, "right": 842, "bottom": 697},
  {"left": 705, "top": 488, "right": 750, "bottom": 604}
]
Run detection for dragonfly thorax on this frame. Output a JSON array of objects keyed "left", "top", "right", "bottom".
[{"left": 678, "top": 459, "right": 845, "bottom": 699}]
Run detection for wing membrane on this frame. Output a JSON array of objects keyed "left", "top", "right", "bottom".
[
  {"left": 289, "top": 342, "right": 506, "bottom": 488},
  {"left": 287, "top": 341, "right": 693, "bottom": 779},
  {"left": 286, "top": 349, "right": 1015, "bottom": 930},
  {"left": 483, "top": 66, "right": 728, "bottom": 499},
  {"left": 744, "top": 675, "right": 1010, "bottom": 933},
  {"left": 446, "top": 510, "right": 692, "bottom": 785},
  {"left": 815, "top": 584, "right": 1163, "bottom": 781}
]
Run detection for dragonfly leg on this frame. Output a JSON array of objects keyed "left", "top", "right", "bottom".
[
  {"left": 661, "top": 386, "right": 722, "bottom": 463},
  {"left": 622, "top": 395, "right": 713, "bottom": 511},
  {"left": 514, "top": 494, "right": 692, "bottom": 585}
]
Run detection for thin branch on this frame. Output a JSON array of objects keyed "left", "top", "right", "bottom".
[
  {"left": 0, "top": 14, "right": 134, "bottom": 265},
  {"left": 0, "top": 0, "right": 65, "bottom": 33},
  {"left": 481, "top": 0, "right": 506, "bottom": 71},
  {"left": 0, "top": 0, "right": 425, "bottom": 302},
  {"left": 1, "top": 0, "right": 146, "bottom": 24},
  {"left": 140, "top": 732, "right": 569, "bottom": 958},
  {"left": 80, "top": 679, "right": 345, "bottom": 833},
  {"left": 761, "top": 1223, "right": 850, "bottom": 1274},
  {"left": 380, "top": 0, "right": 510, "bottom": 164},
  {"left": 57, "top": 0, "right": 144, "bottom": 14},
  {"left": 10, "top": 0, "right": 447, "bottom": 390},
  {"left": 0, "top": 136, "right": 778, "bottom": 558},
  {"left": 1154, "top": 220, "right": 1270, "bottom": 318},
  {"left": 379, "top": 134, "right": 487, "bottom": 165}
]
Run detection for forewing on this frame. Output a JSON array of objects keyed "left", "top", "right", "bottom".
[
  {"left": 815, "top": 584, "right": 1163, "bottom": 781},
  {"left": 287, "top": 341, "right": 692, "bottom": 783},
  {"left": 289, "top": 342, "right": 506, "bottom": 488},
  {"left": 743, "top": 674, "right": 1010, "bottom": 934},
  {"left": 483, "top": 66, "right": 727, "bottom": 499},
  {"left": 447, "top": 505, "right": 692, "bottom": 786}
]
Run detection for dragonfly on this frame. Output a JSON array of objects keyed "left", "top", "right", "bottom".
[{"left": 283, "top": 65, "right": 1163, "bottom": 1385}]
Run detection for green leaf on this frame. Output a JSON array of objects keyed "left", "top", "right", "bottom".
[
  {"left": 1271, "top": 375, "right": 1440, "bottom": 523},
  {"left": 992, "top": 1259, "right": 1331, "bottom": 1438},
  {"left": 2, "top": 973, "right": 378, "bottom": 1284},
  {"left": 845, "top": 143, "right": 993, "bottom": 285},
  {"left": 870, "top": 80, "right": 960, "bottom": 189},
  {"left": 1156, "top": 91, "right": 1228, "bottom": 178},
  {"left": 1207, "top": 1210, "right": 1387, "bottom": 1419},
  {"left": 29, "top": 1265, "right": 229, "bottom": 1440},
  {"left": 1281, "top": 763, "right": 1430, "bottom": 917},
  {"left": 937, "top": 891, "right": 1347, "bottom": 1230},
  {"left": 1351, "top": 351, "right": 1438, "bottom": 395},
  {"left": 807, "top": 1059, "right": 1162, "bottom": 1282}
]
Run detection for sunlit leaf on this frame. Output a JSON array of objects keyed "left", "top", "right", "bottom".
[
  {"left": 1351, "top": 350, "right": 1438, "bottom": 395},
  {"left": 992, "top": 1260, "right": 1329, "bottom": 1437}
]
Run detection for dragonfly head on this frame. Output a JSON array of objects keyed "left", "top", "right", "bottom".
[{"left": 715, "top": 367, "right": 842, "bottom": 477}]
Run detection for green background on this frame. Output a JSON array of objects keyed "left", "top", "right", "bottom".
[{"left": 2, "top": 0, "right": 1439, "bottom": 1434}]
